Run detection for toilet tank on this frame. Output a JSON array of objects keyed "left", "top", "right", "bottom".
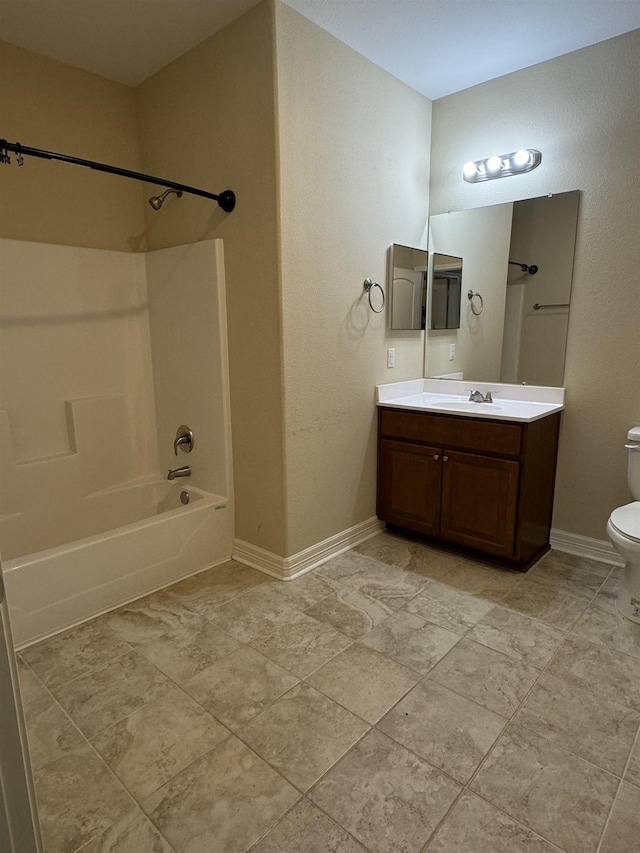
[{"left": 628, "top": 426, "right": 640, "bottom": 500}]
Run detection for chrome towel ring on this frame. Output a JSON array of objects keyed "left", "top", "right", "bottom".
[
  {"left": 467, "top": 289, "right": 484, "bottom": 315},
  {"left": 364, "top": 278, "right": 385, "bottom": 313}
]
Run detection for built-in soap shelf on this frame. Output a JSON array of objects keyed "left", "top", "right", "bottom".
[{"left": 0, "top": 395, "right": 141, "bottom": 517}]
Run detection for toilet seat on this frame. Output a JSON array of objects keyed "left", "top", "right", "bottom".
[{"left": 609, "top": 501, "right": 640, "bottom": 543}]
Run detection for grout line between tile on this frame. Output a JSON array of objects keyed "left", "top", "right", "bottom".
[
  {"left": 42, "top": 646, "right": 136, "bottom": 695},
  {"left": 242, "top": 797, "right": 308, "bottom": 853},
  {"left": 36, "top": 689, "right": 140, "bottom": 853},
  {"left": 393, "top": 593, "right": 633, "bottom": 853},
  {"left": 453, "top": 628, "right": 626, "bottom": 849},
  {"left": 15, "top": 655, "right": 50, "bottom": 707},
  {"left": 35, "top": 621, "right": 249, "bottom": 810},
  {"left": 23, "top": 689, "right": 84, "bottom": 775},
  {"left": 245, "top": 795, "right": 372, "bottom": 853},
  {"left": 229, "top": 680, "right": 372, "bottom": 795},
  {"left": 71, "top": 806, "right": 179, "bottom": 853},
  {"left": 594, "top": 718, "right": 640, "bottom": 853},
  {"left": 49, "top": 649, "right": 177, "bottom": 739}
]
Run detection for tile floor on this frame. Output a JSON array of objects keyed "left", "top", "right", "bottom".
[{"left": 15, "top": 532, "right": 640, "bottom": 853}]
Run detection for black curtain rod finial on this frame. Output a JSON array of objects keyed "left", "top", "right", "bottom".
[{"left": 217, "top": 190, "right": 235, "bottom": 213}]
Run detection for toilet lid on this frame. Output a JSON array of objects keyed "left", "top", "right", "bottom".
[{"left": 610, "top": 502, "right": 640, "bottom": 542}]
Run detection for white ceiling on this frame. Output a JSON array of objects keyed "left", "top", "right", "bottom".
[{"left": 0, "top": 0, "right": 638, "bottom": 98}]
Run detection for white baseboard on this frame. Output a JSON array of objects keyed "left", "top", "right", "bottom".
[
  {"left": 232, "top": 516, "right": 384, "bottom": 581},
  {"left": 550, "top": 528, "right": 624, "bottom": 567}
]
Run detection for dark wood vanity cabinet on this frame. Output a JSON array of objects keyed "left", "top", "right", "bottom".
[{"left": 377, "top": 407, "right": 561, "bottom": 570}]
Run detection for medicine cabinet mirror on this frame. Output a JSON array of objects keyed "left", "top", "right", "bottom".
[{"left": 389, "top": 243, "right": 428, "bottom": 330}]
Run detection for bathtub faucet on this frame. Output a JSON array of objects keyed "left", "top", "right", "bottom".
[{"left": 167, "top": 465, "right": 191, "bottom": 480}]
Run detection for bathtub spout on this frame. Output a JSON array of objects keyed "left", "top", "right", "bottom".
[{"left": 167, "top": 466, "right": 191, "bottom": 480}]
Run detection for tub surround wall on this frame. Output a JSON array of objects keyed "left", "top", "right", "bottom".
[
  {"left": 0, "top": 239, "right": 158, "bottom": 559},
  {"left": 145, "top": 240, "right": 233, "bottom": 502},
  {"left": 0, "top": 238, "right": 233, "bottom": 572},
  {"left": 1, "top": 237, "right": 234, "bottom": 645}
]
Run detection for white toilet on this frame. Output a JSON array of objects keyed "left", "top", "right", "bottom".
[{"left": 606, "top": 426, "right": 640, "bottom": 623}]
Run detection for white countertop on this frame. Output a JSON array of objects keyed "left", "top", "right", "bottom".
[{"left": 376, "top": 379, "right": 564, "bottom": 423}]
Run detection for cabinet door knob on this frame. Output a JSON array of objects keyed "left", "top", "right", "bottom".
[
  {"left": 443, "top": 455, "right": 449, "bottom": 462},
  {"left": 433, "top": 454, "right": 439, "bottom": 461}
]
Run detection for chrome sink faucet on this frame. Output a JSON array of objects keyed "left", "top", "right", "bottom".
[
  {"left": 167, "top": 466, "right": 191, "bottom": 480},
  {"left": 468, "top": 389, "right": 498, "bottom": 403}
]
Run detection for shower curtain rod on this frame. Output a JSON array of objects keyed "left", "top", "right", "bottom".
[{"left": 0, "top": 138, "right": 236, "bottom": 212}]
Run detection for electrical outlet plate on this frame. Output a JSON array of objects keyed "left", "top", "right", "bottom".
[{"left": 387, "top": 348, "right": 395, "bottom": 368}]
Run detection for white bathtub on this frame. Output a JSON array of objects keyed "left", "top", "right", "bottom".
[{"left": 2, "top": 482, "right": 232, "bottom": 647}]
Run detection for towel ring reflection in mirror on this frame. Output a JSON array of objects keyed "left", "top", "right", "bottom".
[
  {"left": 467, "top": 290, "right": 484, "bottom": 315},
  {"left": 364, "top": 278, "right": 385, "bottom": 313}
]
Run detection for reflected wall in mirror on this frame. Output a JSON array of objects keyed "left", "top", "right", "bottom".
[
  {"left": 425, "top": 191, "right": 579, "bottom": 386},
  {"left": 431, "top": 253, "right": 462, "bottom": 330},
  {"left": 389, "top": 243, "right": 427, "bottom": 330}
]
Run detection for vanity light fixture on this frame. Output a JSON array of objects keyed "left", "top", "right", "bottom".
[{"left": 462, "top": 149, "right": 541, "bottom": 183}]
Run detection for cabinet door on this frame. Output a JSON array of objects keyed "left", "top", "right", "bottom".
[
  {"left": 440, "top": 450, "right": 519, "bottom": 557},
  {"left": 378, "top": 439, "right": 442, "bottom": 535}
]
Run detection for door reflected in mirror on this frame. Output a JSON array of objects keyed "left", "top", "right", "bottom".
[
  {"left": 389, "top": 244, "right": 427, "bottom": 330},
  {"left": 431, "top": 253, "right": 462, "bottom": 330},
  {"left": 425, "top": 191, "right": 579, "bottom": 386}
]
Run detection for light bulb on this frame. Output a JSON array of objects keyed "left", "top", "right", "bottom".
[
  {"left": 486, "top": 155, "right": 503, "bottom": 173},
  {"left": 463, "top": 161, "right": 478, "bottom": 179},
  {"left": 513, "top": 149, "right": 531, "bottom": 168}
]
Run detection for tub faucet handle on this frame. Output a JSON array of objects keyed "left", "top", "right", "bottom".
[{"left": 174, "top": 425, "right": 194, "bottom": 455}]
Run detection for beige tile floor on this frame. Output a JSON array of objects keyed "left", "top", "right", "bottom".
[{"left": 15, "top": 532, "right": 640, "bottom": 853}]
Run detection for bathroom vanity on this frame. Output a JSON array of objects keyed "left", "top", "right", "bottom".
[{"left": 376, "top": 380, "right": 564, "bottom": 570}]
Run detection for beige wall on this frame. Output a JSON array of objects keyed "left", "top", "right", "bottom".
[
  {"left": 135, "top": 0, "right": 287, "bottom": 555},
  {"left": 275, "top": 3, "right": 431, "bottom": 554},
  {"left": 0, "top": 42, "right": 144, "bottom": 252},
  {"left": 146, "top": 240, "right": 231, "bottom": 500},
  {"left": 430, "top": 31, "right": 640, "bottom": 539}
]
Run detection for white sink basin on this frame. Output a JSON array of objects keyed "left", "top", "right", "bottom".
[{"left": 435, "top": 401, "right": 515, "bottom": 413}]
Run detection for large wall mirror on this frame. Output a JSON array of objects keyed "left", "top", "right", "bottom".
[
  {"left": 389, "top": 243, "right": 428, "bottom": 330},
  {"left": 424, "top": 190, "right": 580, "bottom": 386},
  {"left": 431, "top": 253, "right": 462, "bottom": 330}
]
